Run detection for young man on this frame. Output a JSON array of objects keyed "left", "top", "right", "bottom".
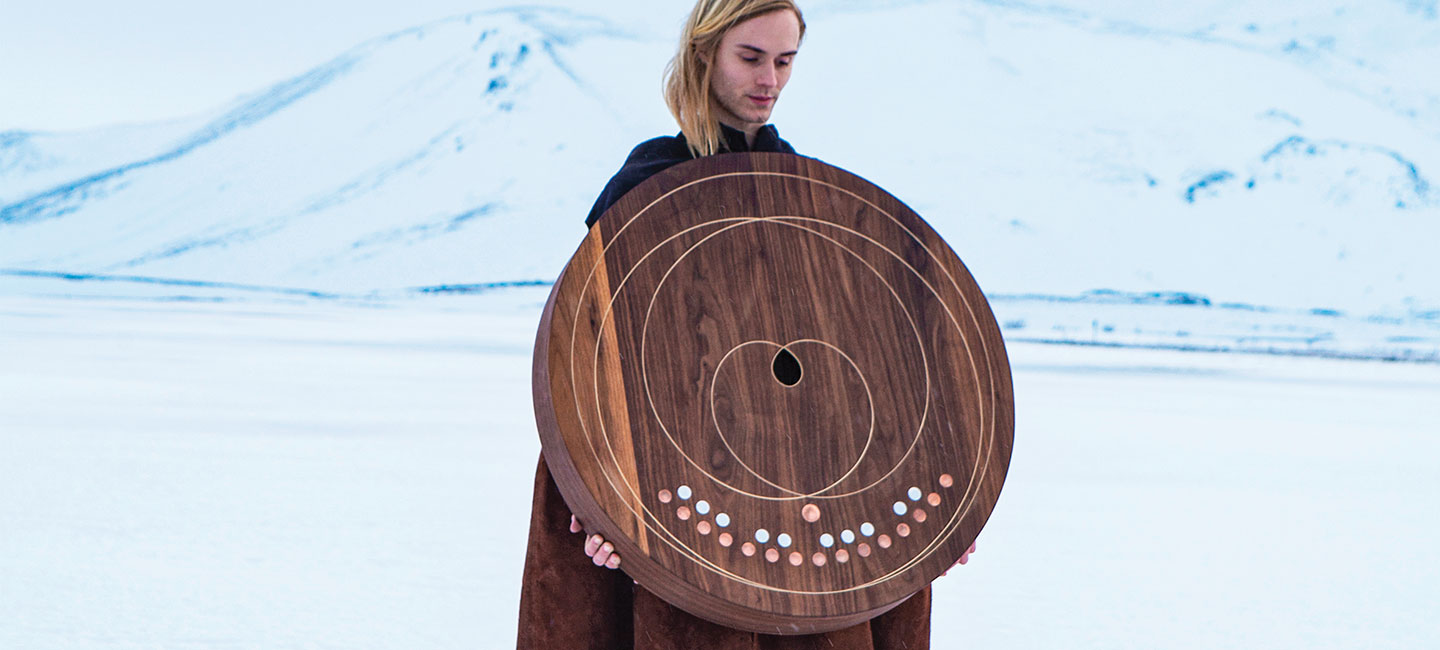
[
  {"left": 518, "top": 2, "right": 963, "bottom": 648},
  {"left": 583, "top": 1, "right": 802, "bottom": 230}
]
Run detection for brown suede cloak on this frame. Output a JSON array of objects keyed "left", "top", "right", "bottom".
[{"left": 517, "top": 456, "right": 931, "bottom": 650}]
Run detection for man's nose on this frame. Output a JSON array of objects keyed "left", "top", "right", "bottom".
[{"left": 757, "top": 63, "right": 779, "bottom": 88}]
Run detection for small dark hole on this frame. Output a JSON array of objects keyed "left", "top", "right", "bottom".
[{"left": 772, "top": 348, "right": 801, "bottom": 386}]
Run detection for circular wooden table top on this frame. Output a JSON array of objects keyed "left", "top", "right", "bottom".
[{"left": 533, "top": 152, "right": 1014, "bottom": 634}]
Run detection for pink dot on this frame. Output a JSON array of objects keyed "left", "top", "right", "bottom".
[
  {"left": 835, "top": 549, "right": 850, "bottom": 563},
  {"left": 677, "top": 506, "right": 691, "bottom": 521},
  {"left": 658, "top": 489, "right": 672, "bottom": 504},
  {"left": 812, "top": 552, "right": 827, "bottom": 567}
]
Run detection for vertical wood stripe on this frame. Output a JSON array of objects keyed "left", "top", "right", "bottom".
[{"left": 588, "top": 227, "right": 650, "bottom": 555}]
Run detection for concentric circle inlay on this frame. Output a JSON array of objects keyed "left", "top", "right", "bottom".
[{"left": 534, "top": 153, "right": 1014, "bottom": 634}]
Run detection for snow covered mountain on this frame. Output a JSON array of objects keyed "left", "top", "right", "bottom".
[
  {"left": 1, "top": 1, "right": 1437, "bottom": 327},
  {"left": 1, "top": 7, "right": 645, "bottom": 290}
]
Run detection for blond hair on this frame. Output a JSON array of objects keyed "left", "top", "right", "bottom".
[{"left": 664, "top": 0, "right": 806, "bottom": 157}]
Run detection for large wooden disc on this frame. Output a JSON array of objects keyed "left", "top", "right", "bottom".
[{"left": 532, "top": 153, "right": 1014, "bottom": 634}]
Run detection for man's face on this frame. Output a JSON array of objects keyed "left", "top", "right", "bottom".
[{"left": 708, "top": 10, "right": 801, "bottom": 135}]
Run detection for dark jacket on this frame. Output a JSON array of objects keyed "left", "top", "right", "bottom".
[{"left": 585, "top": 123, "right": 797, "bottom": 228}]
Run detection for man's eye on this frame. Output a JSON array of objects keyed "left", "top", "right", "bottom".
[
  {"left": 742, "top": 56, "right": 759, "bottom": 63},
  {"left": 777, "top": 59, "right": 792, "bottom": 67}
]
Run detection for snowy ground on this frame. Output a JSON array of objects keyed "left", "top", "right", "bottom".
[{"left": 3, "top": 293, "right": 1436, "bottom": 649}]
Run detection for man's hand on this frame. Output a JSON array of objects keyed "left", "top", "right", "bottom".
[
  {"left": 571, "top": 515, "right": 622, "bottom": 569},
  {"left": 941, "top": 541, "right": 977, "bottom": 577}
]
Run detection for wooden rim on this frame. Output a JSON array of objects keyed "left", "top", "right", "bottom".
[{"left": 533, "top": 153, "right": 1014, "bottom": 634}]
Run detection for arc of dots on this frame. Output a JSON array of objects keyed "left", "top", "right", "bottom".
[{"left": 658, "top": 473, "right": 956, "bottom": 569}]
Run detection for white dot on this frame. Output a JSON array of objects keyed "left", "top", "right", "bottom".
[
  {"left": 695, "top": 500, "right": 710, "bottom": 515},
  {"left": 777, "top": 533, "right": 792, "bottom": 548},
  {"left": 676, "top": 485, "right": 692, "bottom": 500},
  {"left": 819, "top": 533, "right": 834, "bottom": 548},
  {"left": 755, "top": 528, "right": 770, "bottom": 544},
  {"left": 716, "top": 513, "right": 730, "bottom": 527},
  {"left": 908, "top": 487, "right": 922, "bottom": 501},
  {"left": 841, "top": 529, "right": 856, "bottom": 544},
  {"left": 893, "top": 502, "right": 907, "bottom": 516},
  {"left": 860, "top": 522, "right": 875, "bottom": 536}
]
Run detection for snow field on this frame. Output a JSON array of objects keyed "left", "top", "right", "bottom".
[{"left": 3, "top": 294, "right": 1436, "bottom": 648}]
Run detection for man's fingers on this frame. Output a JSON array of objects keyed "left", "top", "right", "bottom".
[
  {"left": 570, "top": 515, "right": 583, "bottom": 534},
  {"left": 940, "top": 541, "right": 978, "bottom": 577},
  {"left": 957, "top": 541, "right": 975, "bottom": 565},
  {"left": 581, "top": 530, "right": 623, "bottom": 569},
  {"left": 593, "top": 542, "right": 614, "bottom": 567}
]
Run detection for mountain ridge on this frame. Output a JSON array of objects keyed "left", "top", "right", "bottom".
[{"left": 1, "top": 1, "right": 1436, "bottom": 323}]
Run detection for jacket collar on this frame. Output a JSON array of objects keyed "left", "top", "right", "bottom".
[{"left": 718, "top": 122, "right": 782, "bottom": 153}]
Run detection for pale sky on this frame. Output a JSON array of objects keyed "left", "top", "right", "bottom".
[{"left": 0, "top": 0, "right": 690, "bottom": 132}]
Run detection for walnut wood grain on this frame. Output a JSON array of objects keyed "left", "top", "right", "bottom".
[{"left": 533, "top": 153, "right": 1014, "bottom": 634}]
